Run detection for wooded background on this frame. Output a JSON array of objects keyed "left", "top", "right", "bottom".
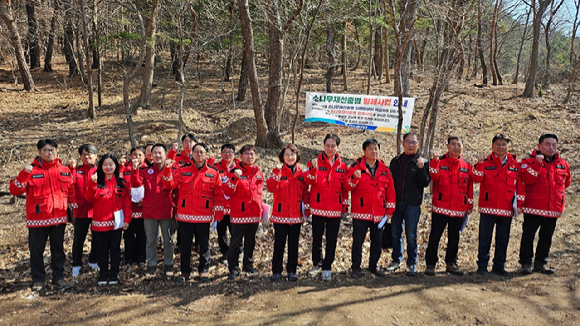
[{"left": 0, "top": 0, "right": 578, "bottom": 155}]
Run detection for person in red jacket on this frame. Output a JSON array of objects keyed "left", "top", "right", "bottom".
[
  {"left": 345, "top": 139, "right": 396, "bottom": 278},
  {"left": 267, "top": 144, "right": 310, "bottom": 282},
  {"left": 213, "top": 144, "right": 240, "bottom": 263},
  {"left": 10, "top": 139, "right": 76, "bottom": 291},
  {"left": 122, "top": 146, "right": 147, "bottom": 266},
  {"left": 304, "top": 134, "right": 348, "bottom": 281},
  {"left": 162, "top": 143, "right": 224, "bottom": 282},
  {"left": 167, "top": 133, "right": 195, "bottom": 168},
  {"left": 425, "top": 136, "right": 473, "bottom": 276},
  {"left": 131, "top": 144, "right": 176, "bottom": 277},
  {"left": 224, "top": 144, "right": 263, "bottom": 280},
  {"left": 519, "top": 133, "right": 571, "bottom": 274},
  {"left": 85, "top": 154, "right": 131, "bottom": 285},
  {"left": 472, "top": 134, "right": 525, "bottom": 276},
  {"left": 71, "top": 144, "right": 99, "bottom": 277}
]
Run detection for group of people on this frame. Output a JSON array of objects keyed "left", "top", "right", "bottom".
[{"left": 9, "top": 132, "right": 571, "bottom": 291}]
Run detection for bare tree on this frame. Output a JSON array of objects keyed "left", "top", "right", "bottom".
[
  {"left": 26, "top": 0, "right": 40, "bottom": 69},
  {"left": 389, "top": 0, "right": 417, "bottom": 154},
  {"left": 325, "top": 0, "right": 336, "bottom": 93},
  {"left": 44, "top": 0, "right": 59, "bottom": 72},
  {"left": 135, "top": 0, "right": 158, "bottom": 112},
  {"left": 512, "top": 7, "right": 531, "bottom": 84},
  {"left": 63, "top": 0, "right": 78, "bottom": 76},
  {"left": 564, "top": 0, "right": 580, "bottom": 103},
  {"left": 0, "top": 0, "right": 36, "bottom": 90},
  {"left": 476, "top": 0, "right": 487, "bottom": 85},
  {"left": 419, "top": 0, "right": 469, "bottom": 156},
  {"left": 523, "top": 0, "right": 553, "bottom": 98},
  {"left": 79, "top": 0, "right": 95, "bottom": 119},
  {"left": 541, "top": 0, "right": 565, "bottom": 89}
]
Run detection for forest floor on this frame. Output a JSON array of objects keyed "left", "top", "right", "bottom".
[{"left": 0, "top": 56, "right": 579, "bottom": 325}]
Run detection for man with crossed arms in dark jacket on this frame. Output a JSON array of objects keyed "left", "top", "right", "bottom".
[{"left": 387, "top": 133, "right": 431, "bottom": 276}]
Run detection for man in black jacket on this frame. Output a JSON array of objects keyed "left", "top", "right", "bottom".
[{"left": 387, "top": 133, "right": 431, "bottom": 276}]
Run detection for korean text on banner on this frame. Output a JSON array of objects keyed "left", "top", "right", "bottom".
[{"left": 305, "top": 92, "right": 415, "bottom": 133}]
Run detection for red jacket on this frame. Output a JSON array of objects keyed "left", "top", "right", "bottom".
[
  {"left": 131, "top": 164, "right": 175, "bottom": 220},
  {"left": 85, "top": 177, "right": 132, "bottom": 232},
  {"left": 167, "top": 148, "right": 193, "bottom": 168},
  {"left": 121, "top": 162, "right": 146, "bottom": 219},
  {"left": 266, "top": 164, "right": 310, "bottom": 224},
  {"left": 223, "top": 162, "right": 263, "bottom": 224},
  {"left": 345, "top": 157, "right": 396, "bottom": 222},
  {"left": 162, "top": 161, "right": 224, "bottom": 223},
  {"left": 472, "top": 153, "right": 525, "bottom": 217},
  {"left": 520, "top": 149, "right": 571, "bottom": 218},
  {"left": 304, "top": 153, "right": 348, "bottom": 218},
  {"left": 73, "top": 164, "right": 97, "bottom": 218},
  {"left": 213, "top": 159, "right": 240, "bottom": 215},
  {"left": 429, "top": 153, "right": 474, "bottom": 217},
  {"left": 10, "top": 157, "right": 77, "bottom": 228}
]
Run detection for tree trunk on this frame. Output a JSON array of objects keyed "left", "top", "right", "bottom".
[
  {"left": 75, "top": 13, "right": 86, "bottom": 83},
  {"left": 353, "top": 23, "right": 361, "bottom": 70},
  {"left": 489, "top": 0, "right": 499, "bottom": 85},
  {"left": 63, "top": 0, "right": 78, "bottom": 76},
  {"left": 224, "top": 1, "right": 235, "bottom": 82},
  {"left": 523, "top": 0, "right": 552, "bottom": 98},
  {"left": 477, "top": 0, "right": 487, "bottom": 85},
  {"left": 384, "top": 22, "right": 390, "bottom": 83},
  {"left": 124, "top": 0, "right": 159, "bottom": 148},
  {"left": 236, "top": 48, "right": 248, "bottom": 101},
  {"left": 367, "top": 2, "right": 373, "bottom": 95},
  {"left": 79, "top": 0, "right": 95, "bottom": 119},
  {"left": 26, "top": 1, "right": 40, "bottom": 69},
  {"left": 512, "top": 8, "right": 531, "bottom": 84},
  {"left": 342, "top": 20, "right": 348, "bottom": 90},
  {"left": 374, "top": 27, "right": 383, "bottom": 79},
  {"left": 493, "top": 25, "right": 502, "bottom": 85},
  {"left": 264, "top": 0, "right": 284, "bottom": 148},
  {"left": 135, "top": 4, "right": 157, "bottom": 113},
  {"left": 238, "top": 0, "right": 268, "bottom": 147},
  {"left": 325, "top": 0, "right": 335, "bottom": 94},
  {"left": 93, "top": 0, "right": 102, "bottom": 108},
  {"left": 44, "top": 0, "right": 59, "bottom": 72},
  {"left": 0, "top": 0, "right": 36, "bottom": 91}
]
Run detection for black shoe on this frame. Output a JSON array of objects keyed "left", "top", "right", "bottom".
[
  {"left": 164, "top": 265, "right": 174, "bottom": 277},
  {"left": 425, "top": 265, "right": 435, "bottom": 276},
  {"left": 351, "top": 270, "right": 360, "bottom": 279},
  {"left": 177, "top": 274, "right": 190, "bottom": 282},
  {"left": 521, "top": 264, "right": 533, "bottom": 275},
  {"left": 243, "top": 266, "right": 258, "bottom": 275},
  {"left": 228, "top": 270, "right": 239, "bottom": 280},
  {"left": 368, "top": 268, "right": 388, "bottom": 278},
  {"left": 476, "top": 266, "right": 488, "bottom": 275},
  {"left": 271, "top": 273, "right": 281, "bottom": 282},
  {"left": 109, "top": 275, "right": 119, "bottom": 285},
  {"left": 533, "top": 264, "right": 554, "bottom": 275},
  {"left": 146, "top": 266, "right": 156, "bottom": 277},
  {"left": 52, "top": 279, "right": 72, "bottom": 290},
  {"left": 492, "top": 266, "right": 509, "bottom": 277},
  {"left": 446, "top": 263, "right": 464, "bottom": 276},
  {"left": 199, "top": 273, "right": 209, "bottom": 283},
  {"left": 288, "top": 273, "right": 298, "bottom": 282}
]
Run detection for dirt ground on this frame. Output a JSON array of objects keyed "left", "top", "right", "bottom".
[{"left": 0, "top": 56, "right": 579, "bottom": 325}]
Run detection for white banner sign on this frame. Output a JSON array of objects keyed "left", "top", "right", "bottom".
[{"left": 305, "top": 92, "right": 415, "bottom": 133}]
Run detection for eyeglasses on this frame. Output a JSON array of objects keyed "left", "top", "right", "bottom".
[
  {"left": 405, "top": 140, "right": 418, "bottom": 145},
  {"left": 41, "top": 148, "right": 57, "bottom": 153}
]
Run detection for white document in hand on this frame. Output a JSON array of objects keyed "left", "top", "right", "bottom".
[
  {"left": 262, "top": 203, "right": 271, "bottom": 222},
  {"left": 131, "top": 186, "right": 144, "bottom": 203},
  {"left": 114, "top": 209, "right": 124, "bottom": 230}
]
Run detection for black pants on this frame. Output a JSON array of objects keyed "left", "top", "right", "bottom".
[
  {"left": 519, "top": 213, "right": 558, "bottom": 266},
  {"left": 217, "top": 215, "right": 232, "bottom": 255},
  {"left": 228, "top": 223, "right": 258, "bottom": 272},
  {"left": 425, "top": 213, "right": 463, "bottom": 266},
  {"left": 351, "top": 219, "right": 383, "bottom": 271},
  {"left": 272, "top": 223, "right": 302, "bottom": 274},
  {"left": 477, "top": 213, "right": 512, "bottom": 269},
  {"left": 311, "top": 215, "right": 341, "bottom": 270},
  {"left": 123, "top": 218, "right": 146, "bottom": 264},
  {"left": 94, "top": 229, "right": 122, "bottom": 281},
  {"left": 28, "top": 223, "right": 66, "bottom": 283},
  {"left": 72, "top": 217, "right": 98, "bottom": 266},
  {"left": 179, "top": 222, "right": 210, "bottom": 275}
]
